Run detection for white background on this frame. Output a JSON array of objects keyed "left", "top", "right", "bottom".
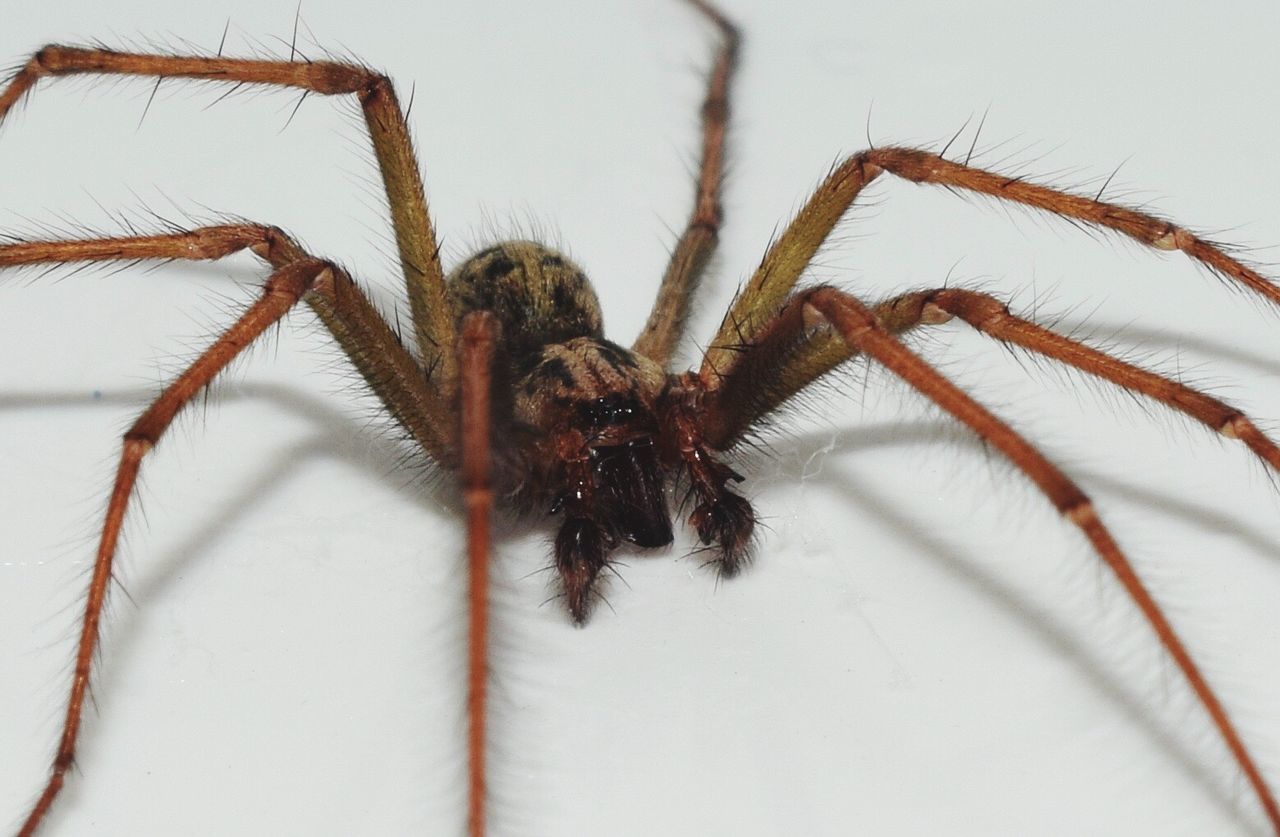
[{"left": 1, "top": 1, "right": 1279, "bottom": 835}]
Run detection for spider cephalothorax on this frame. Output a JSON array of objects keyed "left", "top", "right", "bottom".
[{"left": 450, "top": 238, "right": 753, "bottom": 620}]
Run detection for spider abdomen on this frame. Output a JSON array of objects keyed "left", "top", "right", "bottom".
[{"left": 447, "top": 240, "right": 604, "bottom": 375}]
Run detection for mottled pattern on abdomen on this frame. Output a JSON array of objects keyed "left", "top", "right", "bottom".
[{"left": 447, "top": 241, "right": 604, "bottom": 375}]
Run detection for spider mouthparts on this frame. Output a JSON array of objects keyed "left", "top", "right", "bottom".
[
  {"left": 594, "top": 438, "right": 674, "bottom": 548},
  {"left": 620, "top": 515, "right": 674, "bottom": 549}
]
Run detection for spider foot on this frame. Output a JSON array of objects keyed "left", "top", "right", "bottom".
[{"left": 690, "top": 487, "right": 755, "bottom": 577}]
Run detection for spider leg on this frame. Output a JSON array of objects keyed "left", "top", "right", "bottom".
[
  {"left": 883, "top": 287, "right": 1280, "bottom": 470},
  {"left": 631, "top": 0, "right": 738, "bottom": 367},
  {"left": 5, "top": 227, "right": 461, "bottom": 832},
  {"left": 0, "top": 46, "right": 454, "bottom": 391},
  {"left": 3, "top": 227, "right": 458, "bottom": 831},
  {"left": 458, "top": 311, "right": 499, "bottom": 837},
  {"left": 13, "top": 257, "right": 331, "bottom": 837},
  {"left": 697, "top": 284, "right": 1280, "bottom": 833},
  {"left": 702, "top": 283, "right": 1280, "bottom": 479},
  {"left": 0, "top": 225, "right": 453, "bottom": 462},
  {"left": 700, "top": 147, "right": 1280, "bottom": 381}
]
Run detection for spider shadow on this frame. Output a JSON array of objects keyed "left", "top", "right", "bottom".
[
  {"left": 766, "top": 418, "right": 1274, "bottom": 833},
  {"left": 7, "top": 370, "right": 1276, "bottom": 831},
  {"left": 0, "top": 382, "right": 460, "bottom": 736}
]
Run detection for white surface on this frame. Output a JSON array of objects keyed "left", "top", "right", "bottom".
[{"left": 1, "top": 1, "right": 1279, "bottom": 835}]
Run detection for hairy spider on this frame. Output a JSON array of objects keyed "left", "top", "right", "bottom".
[{"left": 2, "top": 0, "right": 1280, "bottom": 834}]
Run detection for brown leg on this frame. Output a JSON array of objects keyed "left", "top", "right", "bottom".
[
  {"left": 699, "top": 146, "right": 1280, "bottom": 382},
  {"left": 880, "top": 287, "right": 1280, "bottom": 470},
  {"left": 5, "top": 227, "right": 458, "bottom": 832},
  {"left": 702, "top": 283, "right": 1280, "bottom": 480},
  {"left": 0, "top": 47, "right": 454, "bottom": 390},
  {"left": 458, "top": 311, "right": 499, "bottom": 837},
  {"left": 0, "top": 226, "right": 453, "bottom": 463},
  {"left": 702, "top": 284, "right": 1280, "bottom": 833},
  {"left": 631, "top": 0, "right": 738, "bottom": 367},
  {"left": 16, "top": 257, "right": 331, "bottom": 837}
]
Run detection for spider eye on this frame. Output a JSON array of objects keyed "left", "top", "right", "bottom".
[{"left": 577, "top": 393, "right": 639, "bottom": 427}]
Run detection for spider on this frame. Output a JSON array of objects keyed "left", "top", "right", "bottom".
[{"left": 2, "top": 1, "right": 1280, "bottom": 837}]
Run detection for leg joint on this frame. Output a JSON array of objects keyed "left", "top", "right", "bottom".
[
  {"left": 265, "top": 258, "right": 331, "bottom": 300},
  {"left": 1062, "top": 497, "right": 1096, "bottom": 526},
  {"left": 927, "top": 288, "right": 1008, "bottom": 330},
  {"left": 919, "top": 301, "right": 955, "bottom": 325},
  {"left": 121, "top": 431, "right": 156, "bottom": 452},
  {"left": 1218, "top": 413, "right": 1251, "bottom": 439},
  {"left": 701, "top": 95, "right": 729, "bottom": 123},
  {"left": 31, "top": 46, "right": 63, "bottom": 74},
  {"left": 690, "top": 206, "right": 722, "bottom": 235},
  {"left": 248, "top": 225, "right": 305, "bottom": 267},
  {"left": 805, "top": 287, "right": 876, "bottom": 339},
  {"left": 858, "top": 153, "right": 884, "bottom": 182},
  {"left": 1152, "top": 224, "right": 1195, "bottom": 251},
  {"left": 357, "top": 73, "right": 397, "bottom": 106}
]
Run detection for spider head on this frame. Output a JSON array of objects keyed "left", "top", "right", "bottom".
[
  {"left": 517, "top": 337, "right": 673, "bottom": 547},
  {"left": 516, "top": 337, "right": 674, "bottom": 621}
]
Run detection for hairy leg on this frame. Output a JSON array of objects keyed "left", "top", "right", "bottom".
[
  {"left": 702, "top": 283, "right": 1280, "bottom": 480},
  {"left": 0, "top": 226, "right": 452, "bottom": 462},
  {"left": 699, "top": 147, "right": 1280, "bottom": 382},
  {"left": 699, "top": 283, "right": 1280, "bottom": 832},
  {"left": 1, "top": 226, "right": 457, "bottom": 833},
  {"left": 881, "top": 287, "right": 1280, "bottom": 470},
  {"left": 13, "top": 257, "right": 330, "bottom": 836},
  {"left": 631, "top": 0, "right": 738, "bottom": 367},
  {"left": 0, "top": 47, "right": 455, "bottom": 390}
]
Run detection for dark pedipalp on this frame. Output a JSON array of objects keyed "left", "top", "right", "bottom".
[
  {"left": 663, "top": 378, "right": 757, "bottom": 576},
  {"left": 555, "top": 516, "right": 614, "bottom": 624}
]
